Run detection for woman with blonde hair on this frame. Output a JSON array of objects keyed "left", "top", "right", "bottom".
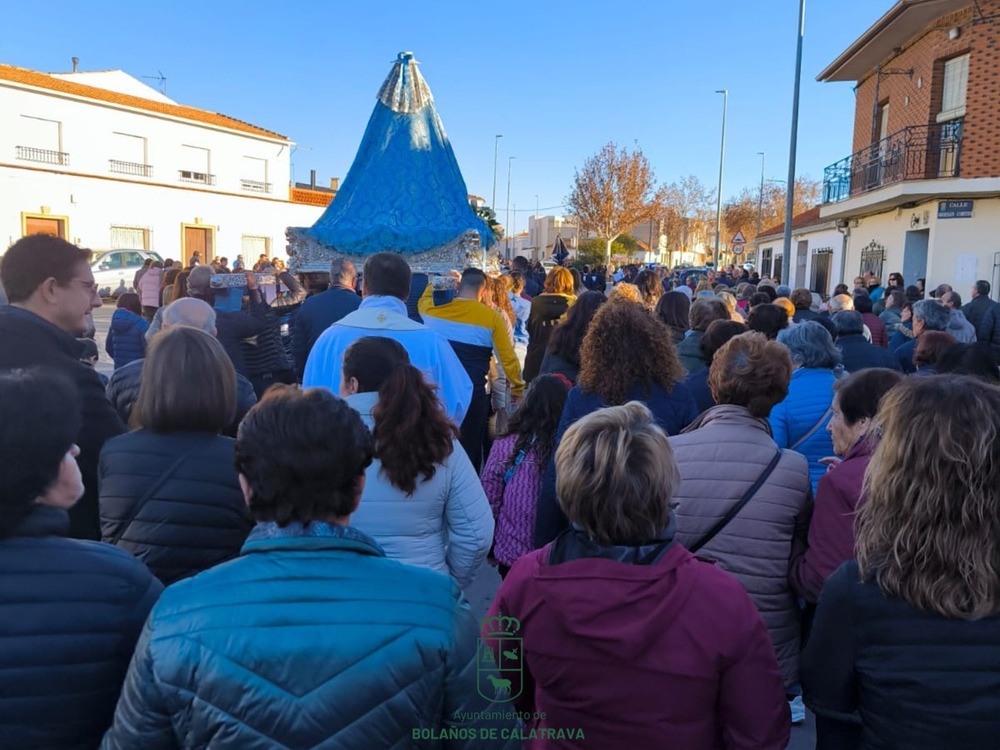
[
  {"left": 608, "top": 282, "right": 641, "bottom": 304},
  {"left": 484, "top": 275, "right": 516, "bottom": 434},
  {"left": 534, "top": 298, "right": 698, "bottom": 546},
  {"left": 803, "top": 376, "right": 1000, "bottom": 749},
  {"left": 489, "top": 403, "right": 790, "bottom": 749},
  {"left": 522, "top": 266, "right": 576, "bottom": 382}
]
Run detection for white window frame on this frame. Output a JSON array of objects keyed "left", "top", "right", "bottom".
[
  {"left": 110, "top": 225, "right": 151, "bottom": 250},
  {"left": 937, "top": 53, "right": 969, "bottom": 123}
]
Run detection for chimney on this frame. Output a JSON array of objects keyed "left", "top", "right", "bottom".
[
  {"left": 72, "top": 57, "right": 79, "bottom": 73},
  {"left": 330, "top": 177, "right": 340, "bottom": 191},
  {"left": 309, "top": 169, "right": 316, "bottom": 189}
]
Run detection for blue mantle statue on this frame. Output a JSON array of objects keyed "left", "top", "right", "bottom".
[{"left": 287, "top": 52, "right": 493, "bottom": 273}]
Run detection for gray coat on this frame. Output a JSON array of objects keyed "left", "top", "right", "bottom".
[{"left": 669, "top": 405, "right": 812, "bottom": 688}]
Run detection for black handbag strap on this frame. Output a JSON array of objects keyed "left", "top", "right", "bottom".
[
  {"left": 688, "top": 450, "right": 783, "bottom": 554},
  {"left": 107, "top": 452, "right": 190, "bottom": 546}
]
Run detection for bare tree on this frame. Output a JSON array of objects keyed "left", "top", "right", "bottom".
[
  {"left": 661, "top": 175, "right": 716, "bottom": 258},
  {"left": 567, "top": 142, "right": 665, "bottom": 264},
  {"left": 723, "top": 177, "right": 820, "bottom": 246}
]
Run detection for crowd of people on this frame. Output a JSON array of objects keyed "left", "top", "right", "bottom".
[{"left": 1, "top": 232, "right": 999, "bottom": 749}]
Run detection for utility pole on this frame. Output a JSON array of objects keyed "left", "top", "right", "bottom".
[
  {"left": 491, "top": 135, "right": 502, "bottom": 213},
  {"left": 714, "top": 89, "right": 728, "bottom": 269},
  {"left": 505, "top": 156, "right": 515, "bottom": 259},
  {"left": 784, "top": 0, "right": 806, "bottom": 262},
  {"left": 756, "top": 152, "right": 765, "bottom": 265}
]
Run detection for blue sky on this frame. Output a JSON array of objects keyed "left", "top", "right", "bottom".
[{"left": 4, "top": 0, "right": 886, "bottom": 232}]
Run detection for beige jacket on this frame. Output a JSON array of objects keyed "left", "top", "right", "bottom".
[{"left": 669, "top": 404, "right": 812, "bottom": 687}]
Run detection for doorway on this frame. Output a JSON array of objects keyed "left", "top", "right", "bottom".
[
  {"left": 22, "top": 213, "right": 67, "bottom": 238},
  {"left": 773, "top": 254, "right": 784, "bottom": 284},
  {"left": 181, "top": 224, "right": 215, "bottom": 266},
  {"left": 811, "top": 252, "right": 832, "bottom": 296},
  {"left": 794, "top": 241, "right": 808, "bottom": 288},
  {"left": 902, "top": 229, "right": 929, "bottom": 289}
]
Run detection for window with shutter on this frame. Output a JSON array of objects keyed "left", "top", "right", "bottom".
[{"left": 938, "top": 54, "right": 969, "bottom": 122}]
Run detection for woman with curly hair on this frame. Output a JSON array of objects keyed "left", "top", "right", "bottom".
[
  {"left": 523, "top": 266, "right": 576, "bottom": 382},
  {"left": 634, "top": 268, "right": 663, "bottom": 311},
  {"left": 480, "top": 374, "right": 571, "bottom": 577},
  {"left": 533, "top": 298, "right": 699, "bottom": 546},
  {"left": 608, "top": 281, "right": 641, "bottom": 304},
  {"left": 341, "top": 336, "right": 494, "bottom": 588},
  {"left": 539, "top": 290, "right": 607, "bottom": 384},
  {"left": 803, "top": 376, "right": 1000, "bottom": 749}
]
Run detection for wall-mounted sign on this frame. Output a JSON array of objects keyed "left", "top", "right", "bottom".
[
  {"left": 812, "top": 246, "right": 835, "bottom": 255},
  {"left": 938, "top": 200, "right": 974, "bottom": 219}
]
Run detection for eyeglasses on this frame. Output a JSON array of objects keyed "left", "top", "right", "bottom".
[{"left": 70, "top": 279, "right": 99, "bottom": 294}]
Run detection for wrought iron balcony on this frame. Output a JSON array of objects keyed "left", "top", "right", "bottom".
[
  {"left": 109, "top": 159, "right": 153, "bottom": 177},
  {"left": 822, "top": 121, "right": 963, "bottom": 204},
  {"left": 16, "top": 146, "right": 69, "bottom": 165},
  {"left": 240, "top": 179, "right": 272, "bottom": 194},
  {"left": 178, "top": 170, "right": 216, "bottom": 186}
]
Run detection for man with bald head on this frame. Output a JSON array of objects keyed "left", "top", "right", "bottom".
[
  {"left": 106, "top": 297, "right": 258, "bottom": 434},
  {"left": 291, "top": 257, "right": 361, "bottom": 377}
]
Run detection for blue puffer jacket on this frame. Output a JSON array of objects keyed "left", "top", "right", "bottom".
[
  {"left": 0, "top": 506, "right": 162, "bottom": 749},
  {"left": 101, "top": 523, "right": 519, "bottom": 750},
  {"left": 769, "top": 367, "right": 836, "bottom": 494},
  {"left": 105, "top": 309, "right": 148, "bottom": 370}
]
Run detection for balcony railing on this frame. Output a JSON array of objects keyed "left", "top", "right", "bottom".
[
  {"left": 178, "top": 170, "right": 216, "bottom": 186},
  {"left": 823, "top": 121, "right": 963, "bottom": 204},
  {"left": 109, "top": 159, "right": 153, "bottom": 177},
  {"left": 16, "top": 146, "right": 69, "bottom": 165},
  {"left": 240, "top": 179, "right": 272, "bottom": 194}
]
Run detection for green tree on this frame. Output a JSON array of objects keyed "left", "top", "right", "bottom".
[{"left": 474, "top": 205, "right": 504, "bottom": 243}]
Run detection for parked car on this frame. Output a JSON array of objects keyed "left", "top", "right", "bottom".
[{"left": 91, "top": 250, "right": 162, "bottom": 297}]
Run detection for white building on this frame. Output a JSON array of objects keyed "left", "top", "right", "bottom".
[
  {"left": 0, "top": 62, "right": 327, "bottom": 263},
  {"left": 525, "top": 215, "right": 579, "bottom": 262},
  {"left": 755, "top": 207, "right": 846, "bottom": 296}
]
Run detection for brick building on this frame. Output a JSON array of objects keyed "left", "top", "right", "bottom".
[{"left": 815, "top": 0, "right": 1000, "bottom": 299}]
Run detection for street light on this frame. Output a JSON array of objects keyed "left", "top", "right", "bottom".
[
  {"left": 505, "top": 156, "right": 515, "bottom": 259},
  {"left": 714, "top": 89, "right": 728, "bottom": 269},
  {"left": 491, "top": 135, "right": 502, "bottom": 214},
  {"left": 783, "top": 0, "right": 806, "bottom": 261}
]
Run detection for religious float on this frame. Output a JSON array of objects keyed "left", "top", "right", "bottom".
[{"left": 286, "top": 52, "right": 495, "bottom": 277}]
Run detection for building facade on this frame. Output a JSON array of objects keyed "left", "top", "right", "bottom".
[
  {"left": 756, "top": 207, "right": 846, "bottom": 296},
  {"left": 0, "top": 63, "right": 326, "bottom": 262},
  {"left": 816, "top": 0, "right": 1000, "bottom": 298}
]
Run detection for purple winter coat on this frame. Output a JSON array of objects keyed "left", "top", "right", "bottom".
[
  {"left": 488, "top": 534, "right": 790, "bottom": 749},
  {"left": 791, "top": 438, "right": 874, "bottom": 603},
  {"left": 669, "top": 405, "right": 812, "bottom": 688},
  {"left": 481, "top": 434, "right": 545, "bottom": 567}
]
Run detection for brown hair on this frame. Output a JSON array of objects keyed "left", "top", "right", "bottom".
[
  {"left": 857, "top": 377, "right": 1000, "bottom": 619},
  {"left": 577, "top": 298, "right": 684, "bottom": 405},
  {"left": 709, "top": 332, "right": 793, "bottom": 418},
  {"left": 790, "top": 288, "right": 813, "bottom": 310},
  {"left": 543, "top": 266, "right": 575, "bottom": 296},
  {"left": 342, "top": 337, "right": 458, "bottom": 495},
  {"left": 132, "top": 326, "right": 236, "bottom": 433},
  {"left": 556, "top": 402, "right": 680, "bottom": 545},
  {"left": 235, "top": 386, "right": 374, "bottom": 526},
  {"left": 689, "top": 298, "right": 729, "bottom": 332},
  {"left": 914, "top": 330, "right": 957, "bottom": 369}
]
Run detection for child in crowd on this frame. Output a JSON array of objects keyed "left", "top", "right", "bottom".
[
  {"left": 480, "top": 374, "right": 570, "bottom": 577},
  {"left": 106, "top": 292, "right": 149, "bottom": 370}
]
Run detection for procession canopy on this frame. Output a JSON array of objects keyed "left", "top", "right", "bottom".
[{"left": 289, "top": 51, "right": 493, "bottom": 273}]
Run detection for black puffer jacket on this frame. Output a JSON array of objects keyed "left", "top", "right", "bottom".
[
  {"left": 105, "top": 358, "right": 257, "bottom": 436},
  {"left": 803, "top": 560, "right": 1000, "bottom": 749},
  {"left": 98, "top": 430, "right": 252, "bottom": 584},
  {"left": 0, "top": 505, "right": 161, "bottom": 749},
  {"left": 242, "top": 272, "right": 306, "bottom": 378}
]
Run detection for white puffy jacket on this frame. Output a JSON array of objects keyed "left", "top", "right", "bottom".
[{"left": 345, "top": 392, "right": 493, "bottom": 588}]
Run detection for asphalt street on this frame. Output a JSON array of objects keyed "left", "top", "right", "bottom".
[{"left": 91, "top": 301, "right": 816, "bottom": 749}]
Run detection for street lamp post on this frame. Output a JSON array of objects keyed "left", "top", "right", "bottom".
[
  {"left": 491, "top": 135, "right": 502, "bottom": 214},
  {"left": 714, "top": 89, "right": 728, "bottom": 269},
  {"left": 783, "top": 0, "right": 806, "bottom": 265},
  {"left": 756, "top": 152, "right": 765, "bottom": 264},
  {"left": 505, "top": 156, "right": 515, "bottom": 259}
]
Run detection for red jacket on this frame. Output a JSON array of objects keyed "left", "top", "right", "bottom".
[
  {"left": 488, "top": 532, "right": 789, "bottom": 750},
  {"left": 862, "top": 312, "right": 889, "bottom": 347},
  {"left": 791, "top": 438, "right": 875, "bottom": 602}
]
